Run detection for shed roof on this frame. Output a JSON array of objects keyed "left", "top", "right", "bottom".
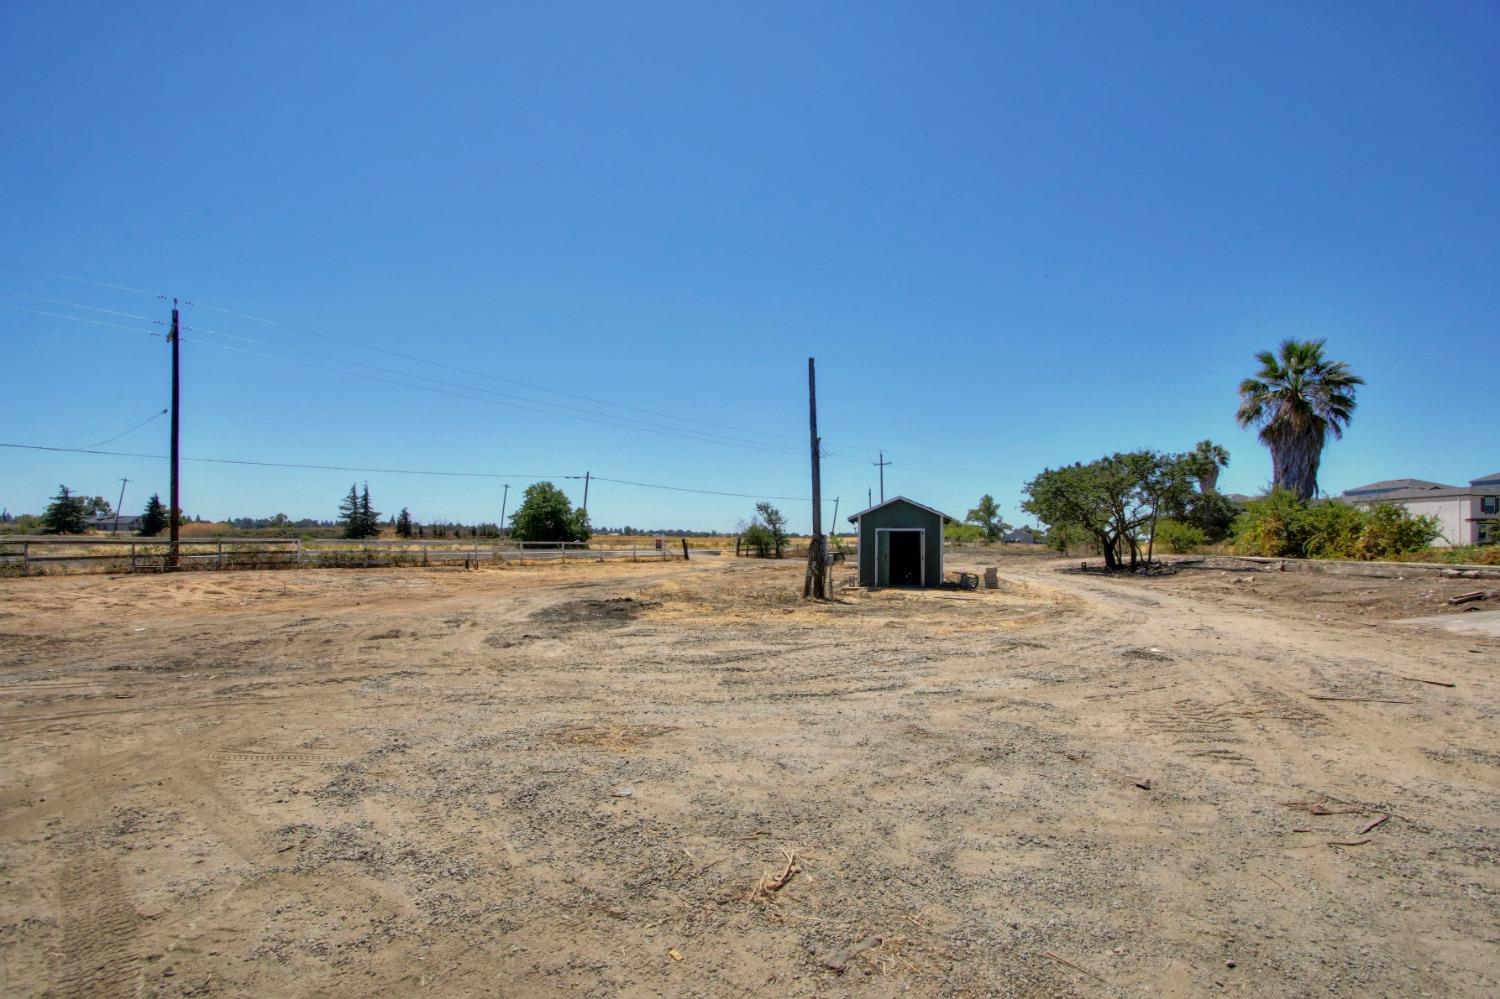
[
  {"left": 847, "top": 495, "right": 958, "bottom": 524},
  {"left": 1472, "top": 472, "right": 1500, "bottom": 488}
]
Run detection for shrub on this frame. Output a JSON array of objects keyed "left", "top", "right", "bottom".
[
  {"left": 1233, "top": 490, "right": 1440, "bottom": 560},
  {"left": 1355, "top": 503, "right": 1441, "bottom": 559},
  {"left": 741, "top": 523, "right": 776, "bottom": 557},
  {"left": 1300, "top": 502, "right": 1367, "bottom": 558},
  {"left": 1231, "top": 489, "right": 1307, "bottom": 557},
  {"left": 1155, "top": 519, "right": 1207, "bottom": 554}
]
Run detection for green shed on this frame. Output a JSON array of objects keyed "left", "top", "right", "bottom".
[{"left": 847, "top": 496, "right": 954, "bottom": 588}]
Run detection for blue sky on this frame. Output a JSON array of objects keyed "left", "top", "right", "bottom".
[{"left": 2, "top": 2, "right": 1495, "bottom": 532}]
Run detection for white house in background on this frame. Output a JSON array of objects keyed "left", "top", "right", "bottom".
[{"left": 1342, "top": 472, "right": 1500, "bottom": 547}]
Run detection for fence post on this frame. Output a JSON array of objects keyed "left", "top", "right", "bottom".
[
  {"left": 217, "top": 540, "right": 224, "bottom": 570},
  {"left": 682, "top": 538, "right": 690, "bottom": 561},
  {"left": 130, "top": 543, "right": 136, "bottom": 573},
  {"left": 296, "top": 538, "right": 304, "bottom": 567},
  {"left": 22, "top": 542, "right": 29, "bottom": 577}
]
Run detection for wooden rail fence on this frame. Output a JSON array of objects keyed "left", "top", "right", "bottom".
[{"left": 0, "top": 536, "right": 699, "bottom": 577}]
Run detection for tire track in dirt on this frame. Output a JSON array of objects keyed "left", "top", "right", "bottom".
[
  {"left": 1013, "top": 569, "right": 1333, "bottom": 782},
  {"left": 207, "top": 751, "right": 339, "bottom": 763},
  {"left": 51, "top": 823, "right": 141, "bottom": 999},
  {"left": 1135, "top": 696, "right": 1257, "bottom": 771}
]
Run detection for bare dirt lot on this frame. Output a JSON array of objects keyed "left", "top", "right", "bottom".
[{"left": 1, "top": 555, "right": 1496, "bottom": 997}]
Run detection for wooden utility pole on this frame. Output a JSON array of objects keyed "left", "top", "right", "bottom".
[
  {"left": 113, "top": 477, "right": 128, "bottom": 535},
  {"left": 582, "top": 471, "right": 590, "bottom": 514},
  {"left": 804, "top": 357, "right": 826, "bottom": 599},
  {"left": 168, "top": 299, "right": 180, "bottom": 569},
  {"left": 499, "top": 483, "right": 510, "bottom": 539},
  {"left": 874, "top": 451, "right": 891, "bottom": 502}
]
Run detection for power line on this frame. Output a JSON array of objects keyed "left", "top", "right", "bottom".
[
  {"left": 2, "top": 290, "right": 155, "bottom": 322},
  {"left": 5, "top": 304, "right": 161, "bottom": 337},
  {"left": 0, "top": 261, "right": 165, "bottom": 299},
  {"left": 79, "top": 408, "right": 168, "bottom": 450},
  {"left": 185, "top": 297, "right": 818, "bottom": 447},
  {"left": 181, "top": 326, "right": 814, "bottom": 458},
  {"left": 0, "top": 441, "right": 828, "bottom": 501},
  {"left": 0, "top": 442, "right": 575, "bottom": 480},
  {"left": 182, "top": 300, "right": 994, "bottom": 476},
  {"left": 590, "top": 476, "right": 811, "bottom": 502},
  {"left": 2, "top": 264, "right": 994, "bottom": 477},
  {"left": 8, "top": 297, "right": 811, "bottom": 459},
  {"left": 7, "top": 300, "right": 814, "bottom": 459},
  {"left": 185, "top": 337, "right": 815, "bottom": 458}
]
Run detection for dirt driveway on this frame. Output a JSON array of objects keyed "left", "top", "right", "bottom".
[{"left": 1, "top": 555, "right": 1495, "bottom": 997}]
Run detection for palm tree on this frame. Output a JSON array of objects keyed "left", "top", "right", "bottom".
[
  {"left": 1189, "top": 440, "right": 1230, "bottom": 493},
  {"left": 1236, "top": 339, "right": 1363, "bottom": 501}
]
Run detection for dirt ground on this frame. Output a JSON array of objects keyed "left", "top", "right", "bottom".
[{"left": 1, "top": 554, "right": 1496, "bottom": 997}]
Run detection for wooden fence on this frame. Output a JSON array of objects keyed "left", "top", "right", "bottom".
[{"left": 0, "top": 536, "right": 702, "bottom": 577}]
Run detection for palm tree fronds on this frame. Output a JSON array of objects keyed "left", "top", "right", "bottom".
[{"left": 1236, "top": 338, "right": 1362, "bottom": 500}]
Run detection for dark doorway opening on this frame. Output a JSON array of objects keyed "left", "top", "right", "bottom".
[{"left": 889, "top": 530, "right": 921, "bottom": 586}]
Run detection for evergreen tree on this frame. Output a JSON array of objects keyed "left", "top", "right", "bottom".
[
  {"left": 140, "top": 494, "right": 168, "bottom": 536},
  {"left": 339, "top": 484, "right": 365, "bottom": 539},
  {"left": 42, "top": 485, "right": 87, "bottom": 534},
  {"left": 395, "top": 507, "right": 413, "bottom": 538},
  {"left": 358, "top": 483, "right": 379, "bottom": 537}
]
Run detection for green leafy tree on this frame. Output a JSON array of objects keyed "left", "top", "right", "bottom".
[
  {"left": 1186, "top": 440, "right": 1230, "bottom": 494},
  {"left": 964, "top": 494, "right": 1008, "bottom": 542},
  {"left": 82, "top": 496, "right": 113, "bottom": 518},
  {"left": 139, "top": 494, "right": 168, "bottom": 536},
  {"left": 395, "top": 507, "right": 413, "bottom": 538},
  {"left": 1161, "top": 486, "right": 1241, "bottom": 544},
  {"left": 944, "top": 521, "right": 986, "bottom": 544},
  {"left": 42, "top": 485, "right": 87, "bottom": 534},
  {"left": 741, "top": 521, "right": 776, "bottom": 557},
  {"left": 509, "top": 482, "right": 590, "bottom": 543},
  {"left": 1022, "top": 451, "right": 1195, "bottom": 571},
  {"left": 1236, "top": 340, "right": 1363, "bottom": 501},
  {"left": 754, "top": 502, "right": 788, "bottom": 557}
]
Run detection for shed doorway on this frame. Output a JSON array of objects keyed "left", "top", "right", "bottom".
[{"left": 877, "top": 528, "right": 925, "bottom": 587}]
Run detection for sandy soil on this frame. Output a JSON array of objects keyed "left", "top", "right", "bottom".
[{"left": 0, "top": 554, "right": 1496, "bottom": 997}]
